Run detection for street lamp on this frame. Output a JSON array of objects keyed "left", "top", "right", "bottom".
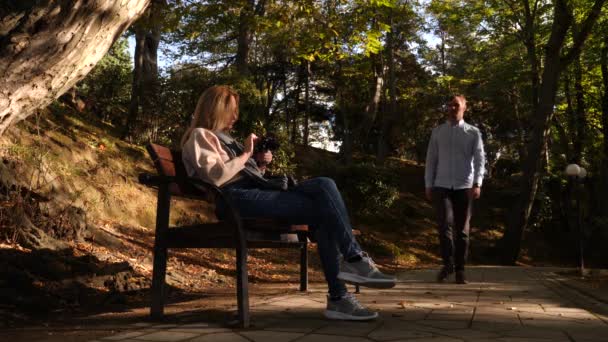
[
  {"left": 565, "top": 163, "right": 581, "bottom": 177},
  {"left": 564, "top": 163, "right": 587, "bottom": 277}
]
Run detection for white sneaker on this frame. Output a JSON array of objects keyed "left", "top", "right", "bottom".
[
  {"left": 324, "top": 293, "right": 379, "bottom": 321},
  {"left": 337, "top": 253, "right": 396, "bottom": 289}
]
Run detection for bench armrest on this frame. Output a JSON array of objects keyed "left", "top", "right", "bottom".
[
  {"left": 138, "top": 173, "right": 173, "bottom": 186},
  {"left": 138, "top": 172, "right": 244, "bottom": 229}
]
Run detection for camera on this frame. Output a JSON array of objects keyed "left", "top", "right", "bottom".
[{"left": 255, "top": 134, "right": 280, "bottom": 153}]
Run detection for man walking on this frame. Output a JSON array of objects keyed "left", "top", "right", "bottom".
[{"left": 424, "top": 95, "right": 485, "bottom": 284}]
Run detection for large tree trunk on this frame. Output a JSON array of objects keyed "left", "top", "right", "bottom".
[
  {"left": 521, "top": 0, "right": 540, "bottom": 108},
  {"left": 377, "top": 12, "right": 396, "bottom": 164},
  {"left": 303, "top": 61, "right": 310, "bottom": 146},
  {"left": 139, "top": 23, "right": 160, "bottom": 141},
  {"left": 0, "top": 0, "right": 150, "bottom": 137},
  {"left": 124, "top": 26, "right": 145, "bottom": 139},
  {"left": 358, "top": 54, "right": 384, "bottom": 146},
  {"left": 124, "top": 3, "right": 161, "bottom": 142},
  {"left": 283, "top": 74, "right": 290, "bottom": 137},
  {"left": 291, "top": 78, "right": 300, "bottom": 144},
  {"left": 563, "top": 72, "right": 576, "bottom": 160},
  {"left": 573, "top": 56, "right": 586, "bottom": 162},
  {"left": 499, "top": 0, "right": 606, "bottom": 264},
  {"left": 600, "top": 35, "right": 608, "bottom": 213},
  {"left": 236, "top": 0, "right": 266, "bottom": 76}
]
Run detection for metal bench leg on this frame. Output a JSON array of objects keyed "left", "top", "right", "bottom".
[
  {"left": 300, "top": 242, "right": 308, "bottom": 291},
  {"left": 355, "top": 285, "right": 360, "bottom": 294},
  {"left": 236, "top": 244, "right": 250, "bottom": 328},
  {"left": 151, "top": 185, "right": 170, "bottom": 320},
  {"left": 151, "top": 244, "right": 168, "bottom": 319}
]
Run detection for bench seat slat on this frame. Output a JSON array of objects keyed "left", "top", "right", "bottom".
[
  {"left": 165, "top": 236, "right": 306, "bottom": 249},
  {"left": 164, "top": 223, "right": 309, "bottom": 249}
]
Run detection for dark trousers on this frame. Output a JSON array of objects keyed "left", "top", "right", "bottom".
[{"left": 432, "top": 187, "right": 473, "bottom": 272}]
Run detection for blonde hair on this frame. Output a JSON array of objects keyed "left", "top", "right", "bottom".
[{"left": 180, "top": 85, "right": 240, "bottom": 147}]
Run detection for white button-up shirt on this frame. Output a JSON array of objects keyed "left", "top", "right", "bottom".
[{"left": 424, "top": 120, "right": 486, "bottom": 189}]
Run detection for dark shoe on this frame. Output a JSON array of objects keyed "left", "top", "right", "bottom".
[
  {"left": 436, "top": 267, "right": 453, "bottom": 283},
  {"left": 455, "top": 271, "right": 467, "bottom": 284}
]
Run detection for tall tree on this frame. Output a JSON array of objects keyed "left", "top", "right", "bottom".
[
  {"left": 500, "top": 0, "right": 607, "bottom": 264},
  {"left": 124, "top": 1, "right": 164, "bottom": 141},
  {"left": 0, "top": 0, "right": 150, "bottom": 137},
  {"left": 236, "top": 0, "right": 267, "bottom": 76},
  {"left": 600, "top": 25, "right": 608, "bottom": 212},
  {"left": 377, "top": 9, "right": 396, "bottom": 163}
]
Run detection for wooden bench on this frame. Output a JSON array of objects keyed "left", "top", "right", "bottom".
[{"left": 139, "top": 143, "right": 315, "bottom": 328}]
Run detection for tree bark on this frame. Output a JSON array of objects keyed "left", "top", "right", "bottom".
[
  {"left": 499, "top": 0, "right": 606, "bottom": 264},
  {"left": 0, "top": 0, "right": 150, "bottom": 137},
  {"left": 564, "top": 72, "right": 575, "bottom": 160},
  {"left": 600, "top": 35, "right": 608, "bottom": 213},
  {"left": 124, "top": 2, "right": 161, "bottom": 141},
  {"left": 377, "top": 12, "right": 396, "bottom": 164},
  {"left": 573, "top": 56, "right": 586, "bottom": 162},
  {"left": 236, "top": 0, "right": 266, "bottom": 76},
  {"left": 303, "top": 61, "right": 310, "bottom": 146},
  {"left": 358, "top": 53, "right": 384, "bottom": 147},
  {"left": 124, "top": 26, "right": 145, "bottom": 139},
  {"left": 291, "top": 78, "right": 300, "bottom": 144},
  {"left": 139, "top": 22, "right": 160, "bottom": 141},
  {"left": 283, "top": 74, "right": 289, "bottom": 137},
  {"left": 522, "top": 0, "right": 540, "bottom": 107}
]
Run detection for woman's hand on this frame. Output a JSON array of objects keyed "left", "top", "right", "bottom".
[
  {"left": 254, "top": 150, "right": 273, "bottom": 174},
  {"left": 243, "top": 133, "right": 258, "bottom": 157}
]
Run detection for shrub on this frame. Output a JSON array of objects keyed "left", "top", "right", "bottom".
[{"left": 314, "top": 162, "right": 400, "bottom": 220}]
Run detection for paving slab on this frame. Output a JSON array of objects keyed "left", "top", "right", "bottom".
[
  {"left": 188, "top": 332, "right": 249, "bottom": 342},
  {"left": 239, "top": 330, "right": 304, "bottom": 342},
  {"left": 90, "top": 266, "right": 608, "bottom": 342}
]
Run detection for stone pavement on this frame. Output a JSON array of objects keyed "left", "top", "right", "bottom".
[{"left": 91, "top": 266, "right": 608, "bottom": 342}]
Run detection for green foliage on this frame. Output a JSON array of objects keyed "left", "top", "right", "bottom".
[
  {"left": 314, "top": 162, "right": 400, "bottom": 220},
  {"left": 249, "top": 120, "right": 297, "bottom": 176},
  {"left": 77, "top": 38, "right": 132, "bottom": 124},
  {"left": 156, "top": 63, "right": 217, "bottom": 146},
  {"left": 358, "top": 231, "right": 403, "bottom": 257},
  {"left": 355, "top": 178, "right": 400, "bottom": 218}
]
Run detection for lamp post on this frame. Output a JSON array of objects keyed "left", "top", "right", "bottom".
[{"left": 565, "top": 163, "right": 586, "bottom": 277}]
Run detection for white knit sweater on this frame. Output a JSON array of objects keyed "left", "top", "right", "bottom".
[{"left": 181, "top": 128, "right": 249, "bottom": 187}]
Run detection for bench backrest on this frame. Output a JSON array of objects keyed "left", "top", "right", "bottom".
[{"left": 146, "top": 143, "right": 209, "bottom": 198}]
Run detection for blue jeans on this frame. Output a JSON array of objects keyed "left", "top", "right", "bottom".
[{"left": 222, "top": 177, "right": 362, "bottom": 298}]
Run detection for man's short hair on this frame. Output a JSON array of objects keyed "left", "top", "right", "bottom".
[{"left": 451, "top": 94, "right": 467, "bottom": 105}]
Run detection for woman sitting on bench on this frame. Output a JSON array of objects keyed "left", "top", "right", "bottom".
[{"left": 180, "top": 85, "right": 396, "bottom": 321}]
